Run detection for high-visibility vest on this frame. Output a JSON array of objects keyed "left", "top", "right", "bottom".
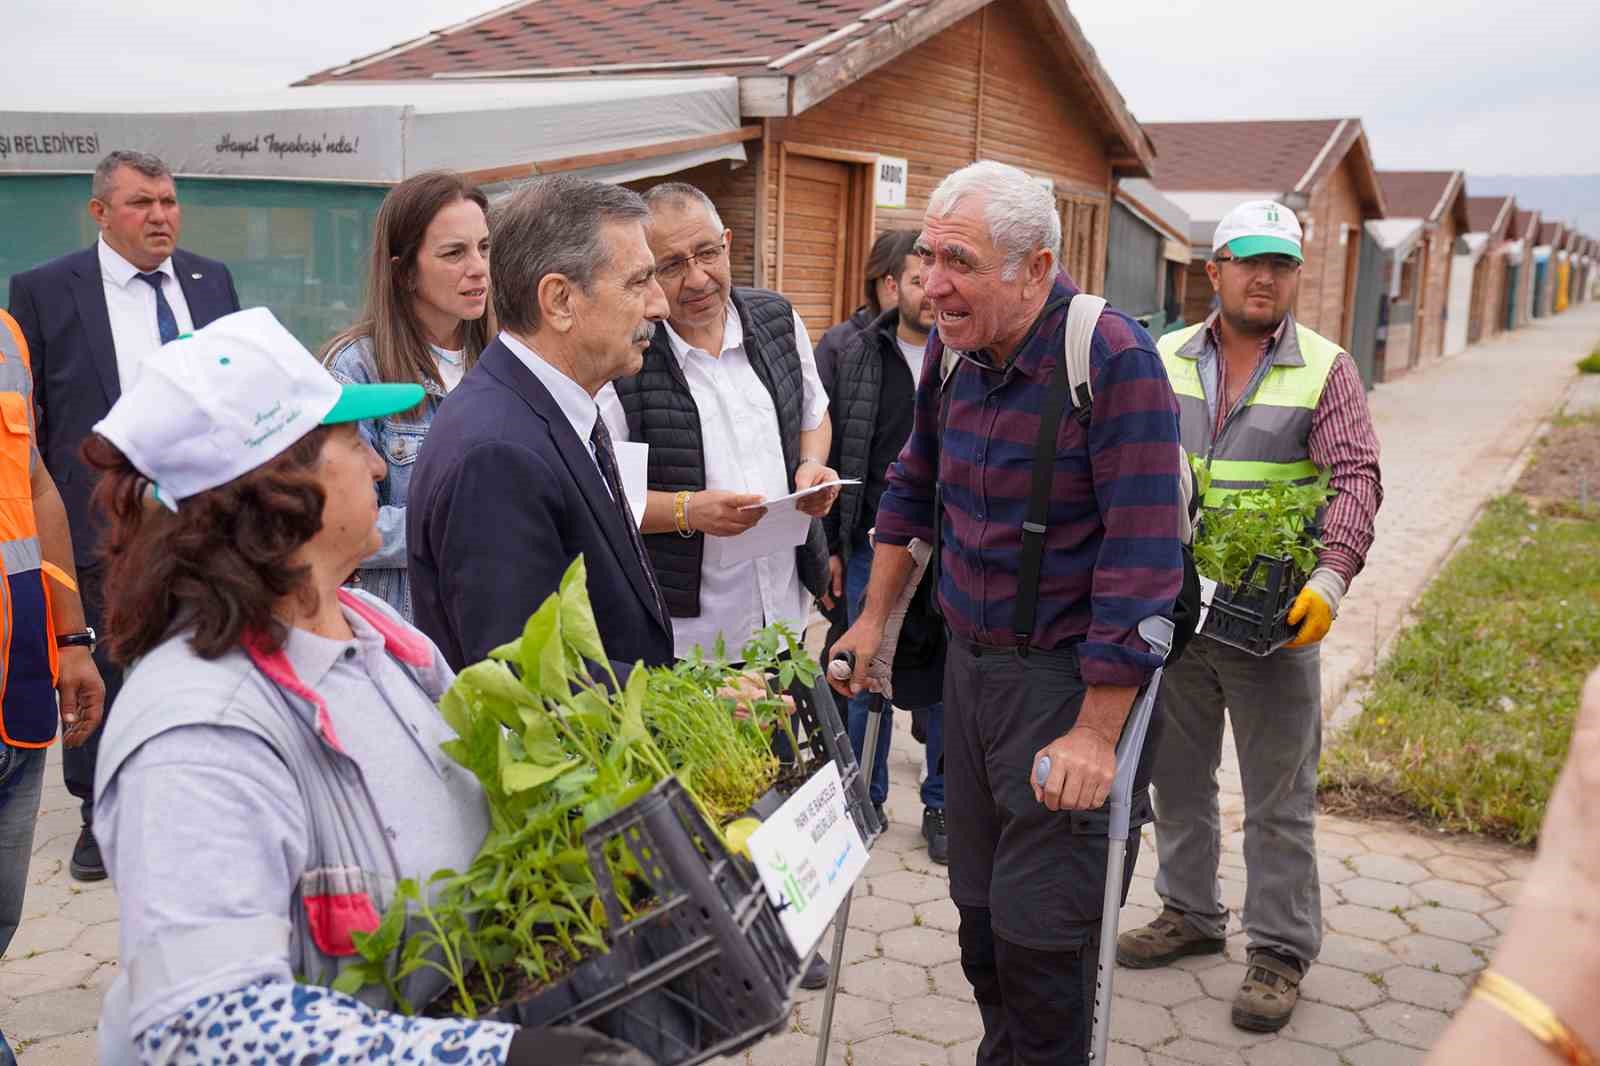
[
  {"left": 1157, "top": 317, "right": 1340, "bottom": 510},
  {"left": 0, "top": 310, "right": 62, "bottom": 747}
]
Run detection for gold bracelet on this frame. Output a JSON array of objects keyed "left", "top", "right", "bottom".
[
  {"left": 674, "top": 491, "right": 693, "bottom": 538},
  {"left": 1473, "top": 970, "right": 1596, "bottom": 1066}
]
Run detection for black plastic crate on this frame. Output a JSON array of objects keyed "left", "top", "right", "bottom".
[
  {"left": 1202, "top": 552, "right": 1307, "bottom": 657},
  {"left": 482, "top": 778, "right": 804, "bottom": 1066},
  {"left": 785, "top": 677, "right": 884, "bottom": 845}
]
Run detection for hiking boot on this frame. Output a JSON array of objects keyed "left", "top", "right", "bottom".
[
  {"left": 70, "top": 825, "right": 106, "bottom": 883},
  {"left": 922, "top": 807, "right": 948, "bottom": 865},
  {"left": 1232, "top": 951, "right": 1304, "bottom": 1032},
  {"left": 1115, "top": 908, "right": 1225, "bottom": 969}
]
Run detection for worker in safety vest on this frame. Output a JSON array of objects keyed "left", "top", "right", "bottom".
[
  {"left": 1117, "top": 201, "right": 1382, "bottom": 1032},
  {"left": 0, "top": 309, "right": 105, "bottom": 1062}
]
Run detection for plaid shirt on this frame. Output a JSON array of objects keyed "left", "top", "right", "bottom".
[
  {"left": 874, "top": 276, "right": 1184, "bottom": 688},
  {"left": 1199, "top": 314, "right": 1383, "bottom": 583}
]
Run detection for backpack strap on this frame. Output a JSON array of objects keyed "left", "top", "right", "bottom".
[
  {"left": 1063, "top": 294, "right": 1106, "bottom": 424},
  {"left": 1015, "top": 293, "right": 1104, "bottom": 651}
]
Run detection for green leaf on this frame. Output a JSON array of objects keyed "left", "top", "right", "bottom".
[
  {"left": 502, "top": 756, "right": 581, "bottom": 793},
  {"left": 558, "top": 556, "right": 608, "bottom": 665},
  {"left": 618, "top": 667, "right": 648, "bottom": 747},
  {"left": 518, "top": 596, "right": 569, "bottom": 700},
  {"left": 331, "top": 966, "right": 370, "bottom": 995},
  {"left": 456, "top": 661, "right": 539, "bottom": 730},
  {"left": 518, "top": 707, "right": 569, "bottom": 766}
]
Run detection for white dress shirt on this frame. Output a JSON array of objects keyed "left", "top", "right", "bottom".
[
  {"left": 98, "top": 236, "right": 196, "bottom": 391},
  {"left": 599, "top": 304, "right": 827, "bottom": 660},
  {"left": 499, "top": 331, "right": 608, "bottom": 486}
]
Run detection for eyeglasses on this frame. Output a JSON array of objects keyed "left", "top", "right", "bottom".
[
  {"left": 1215, "top": 255, "right": 1301, "bottom": 278},
  {"left": 656, "top": 243, "right": 726, "bottom": 282}
]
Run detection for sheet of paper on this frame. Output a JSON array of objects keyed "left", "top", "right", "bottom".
[
  {"left": 615, "top": 441, "right": 649, "bottom": 528},
  {"left": 707, "top": 478, "right": 859, "bottom": 567},
  {"left": 736, "top": 478, "right": 859, "bottom": 513},
  {"left": 707, "top": 505, "right": 812, "bottom": 567},
  {"left": 746, "top": 762, "right": 869, "bottom": 956}
]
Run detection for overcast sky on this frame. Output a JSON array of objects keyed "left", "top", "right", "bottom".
[{"left": 4, "top": 0, "right": 1597, "bottom": 177}]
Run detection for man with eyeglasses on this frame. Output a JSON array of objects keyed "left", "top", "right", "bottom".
[
  {"left": 829, "top": 160, "right": 1187, "bottom": 1066},
  {"left": 600, "top": 181, "right": 838, "bottom": 987},
  {"left": 1118, "top": 199, "right": 1382, "bottom": 1033}
]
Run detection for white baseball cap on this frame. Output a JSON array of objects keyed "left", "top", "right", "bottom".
[
  {"left": 93, "top": 307, "right": 423, "bottom": 510},
  {"left": 1212, "top": 200, "right": 1304, "bottom": 262}
]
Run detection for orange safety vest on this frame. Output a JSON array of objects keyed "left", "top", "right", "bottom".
[{"left": 0, "top": 310, "right": 68, "bottom": 748}]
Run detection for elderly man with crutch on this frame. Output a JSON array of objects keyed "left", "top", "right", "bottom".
[{"left": 828, "top": 160, "right": 1189, "bottom": 1066}]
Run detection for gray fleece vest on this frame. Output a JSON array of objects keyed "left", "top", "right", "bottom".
[{"left": 94, "top": 590, "right": 455, "bottom": 1015}]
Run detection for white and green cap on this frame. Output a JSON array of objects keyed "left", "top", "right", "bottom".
[
  {"left": 1213, "top": 199, "right": 1304, "bottom": 262},
  {"left": 93, "top": 307, "right": 423, "bottom": 510}
]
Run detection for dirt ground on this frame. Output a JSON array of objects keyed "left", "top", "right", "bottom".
[{"left": 1514, "top": 414, "right": 1600, "bottom": 510}]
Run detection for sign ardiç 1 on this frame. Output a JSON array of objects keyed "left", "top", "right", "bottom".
[{"left": 0, "top": 108, "right": 404, "bottom": 183}]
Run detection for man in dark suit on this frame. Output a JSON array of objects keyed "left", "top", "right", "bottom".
[
  {"left": 408, "top": 175, "right": 674, "bottom": 677},
  {"left": 7, "top": 149, "right": 239, "bottom": 881}
]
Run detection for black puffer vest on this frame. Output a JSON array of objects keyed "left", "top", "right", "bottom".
[
  {"left": 825, "top": 311, "right": 891, "bottom": 561},
  {"left": 613, "top": 288, "right": 828, "bottom": 617}
]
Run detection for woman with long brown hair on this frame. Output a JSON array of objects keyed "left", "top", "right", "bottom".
[
  {"left": 323, "top": 170, "right": 494, "bottom": 620},
  {"left": 84, "top": 309, "right": 648, "bottom": 1066}
]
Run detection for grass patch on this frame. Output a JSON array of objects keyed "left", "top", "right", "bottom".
[
  {"left": 1320, "top": 496, "right": 1600, "bottom": 845},
  {"left": 1579, "top": 349, "right": 1600, "bottom": 374}
]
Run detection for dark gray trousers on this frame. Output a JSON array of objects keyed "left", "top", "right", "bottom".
[{"left": 1149, "top": 636, "right": 1323, "bottom": 964}]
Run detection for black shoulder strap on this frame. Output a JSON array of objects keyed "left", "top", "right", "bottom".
[
  {"left": 927, "top": 357, "right": 957, "bottom": 619},
  {"left": 1014, "top": 294, "right": 1078, "bottom": 651}
]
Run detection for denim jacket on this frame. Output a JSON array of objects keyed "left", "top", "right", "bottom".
[{"left": 325, "top": 337, "right": 446, "bottom": 621}]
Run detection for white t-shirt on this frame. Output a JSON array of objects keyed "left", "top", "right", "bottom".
[
  {"left": 897, "top": 333, "right": 927, "bottom": 384},
  {"left": 432, "top": 345, "right": 466, "bottom": 392}
]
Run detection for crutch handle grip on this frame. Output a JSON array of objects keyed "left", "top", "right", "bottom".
[{"left": 827, "top": 650, "right": 855, "bottom": 681}]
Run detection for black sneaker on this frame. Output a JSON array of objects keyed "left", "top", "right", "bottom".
[
  {"left": 921, "top": 807, "right": 948, "bottom": 865},
  {"left": 872, "top": 802, "right": 887, "bottom": 830},
  {"left": 800, "top": 952, "right": 830, "bottom": 990},
  {"left": 71, "top": 825, "right": 106, "bottom": 882}
]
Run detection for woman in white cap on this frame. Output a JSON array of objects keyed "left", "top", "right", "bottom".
[
  {"left": 82, "top": 308, "right": 648, "bottom": 1065},
  {"left": 322, "top": 170, "right": 494, "bottom": 620}
]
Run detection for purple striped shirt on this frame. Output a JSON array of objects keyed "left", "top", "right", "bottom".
[{"left": 874, "top": 277, "right": 1184, "bottom": 688}]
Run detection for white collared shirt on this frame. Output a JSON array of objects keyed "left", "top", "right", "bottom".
[
  {"left": 97, "top": 236, "right": 196, "bottom": 391},
  {"left": 598, "top": 303, "right": 827, "bottom": 660},
  {"left": 499, "top": 330, "right": 607, "bottom": 485}
]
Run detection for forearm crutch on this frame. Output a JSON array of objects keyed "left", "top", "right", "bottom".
[{"left": 1037, "top": 615, "right": 1174, "bottom": 1063}]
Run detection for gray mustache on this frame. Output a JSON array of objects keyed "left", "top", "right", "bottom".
[{"left": 633, "top": 323, "right": 657, "bottom": 344}]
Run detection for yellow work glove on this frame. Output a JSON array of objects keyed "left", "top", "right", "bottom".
[{"left": 1285, "top": 567, "right": 1346, "bottom": 648}]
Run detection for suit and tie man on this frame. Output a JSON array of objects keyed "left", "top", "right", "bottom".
[
  {"left": 7, "top": 150, "right": 239, "bottom": 881},
  {"left": 407, "top": 176, "right": 676, "bottom": 679},
  {"left": 599, "top": 182, "right": 838, "bottom": 664}
]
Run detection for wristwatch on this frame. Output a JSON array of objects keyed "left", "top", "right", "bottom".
[{"left": 56, "top": 627, "right": 96, "bottom": 651}]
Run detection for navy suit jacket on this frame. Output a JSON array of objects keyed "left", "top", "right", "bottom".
[
  {"left": 408, "top": 338, "right": 674, "bottom": 675},
  {"left": 7, "top": 245, "right": 240, "bottom": 565}
]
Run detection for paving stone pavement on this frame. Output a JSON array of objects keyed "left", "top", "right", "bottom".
[{"left": 3, "top": 305, "right": 1597, "bottom": 1063}]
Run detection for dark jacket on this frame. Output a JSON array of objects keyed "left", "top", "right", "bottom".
[
  {"left": 611, "top": 287, "right": 827, "bottom": 617},
  {"left": 814, "top": 304, "right": 876, "bottom": 398},
  {"left": 823, "top": 309, "right": 921, "bottom": 560},
  {"left": 7, "top": 245, "right": 239, "bottom": 566},
  {"left": 407, "top": 339, "right": 674, "bottom": 676}
]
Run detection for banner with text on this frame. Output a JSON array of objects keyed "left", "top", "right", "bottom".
[
  {"left": 0, "top": 108, "right": 404, "bottom": 182},
  {"left": 745, "top": 763, "right": 869, "bottom": 955}
]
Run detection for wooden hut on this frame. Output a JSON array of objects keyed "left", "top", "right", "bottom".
[
  {"left": 1459, "top": 194, "right": 1516, "bottom": 347},
  {"left": 1376, "top": 170, "right": 1468, "bottom": 366}
]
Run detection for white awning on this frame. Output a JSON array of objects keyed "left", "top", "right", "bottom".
[{"left": 0, "top": 78, "right": 746, "bottom": 185}]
